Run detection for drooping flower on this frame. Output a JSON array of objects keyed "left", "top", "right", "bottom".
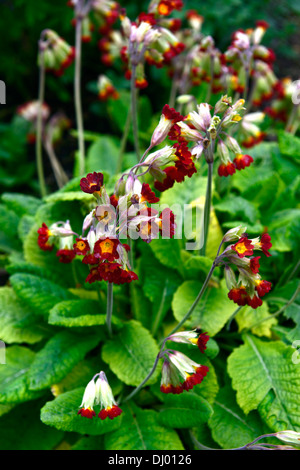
[
  {"left": 78, "top": 379, "right": 97, "bottom": 419},
  {"left": 166, "top": 329, "right": 210, "bottom": 353},
  {"left": 95, "top": 372, "right": 122, "bottom": 420},
  {"left": 78, "top": 372, "right": 122, "bottom": 421},
  {"left": 160, "top": 350, "right": 209, "bottom": 394}
]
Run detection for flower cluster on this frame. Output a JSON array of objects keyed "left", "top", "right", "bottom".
[
  {"left": 78, "top": 371, "right": 122, "bottom": 420},
  {"left": 97, "top": 75, "right": 119, "bottom": 101},
  {"left": 98, "top": 2, "right": 185, "bottom": 88},
  {"left": 38, "top": 30, "right": 75, "bottom": 77},
  {"left": 37, "top": 171, "right": 176, "bottom": 285},
  {"left": 217, "top": 226, "right": 272, "bottom": 309},
  {"left": 17, "top": 101, "right": 50, "bottom": 144},
  {"left": 160, "top": 329, "right": 210, "bottom": 394}
]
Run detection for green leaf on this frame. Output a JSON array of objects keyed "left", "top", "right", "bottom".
[
  {"left": 278, "top": 131, "right": 300, "bottom": 160},
  {"left": 172, "top": 280, "right": 237, "bottom": 336},
  {"left": 104, "top": 402, "right": 184, "bottom": 450},
  {"left": 182, "top": 255, "right": 214, "bottom": 281},
  {"left": 86, "top": 135, "right": 120, "bottom": 175},
  {"left": 236, "top": 303, "right": 278, "bottom": 338},
  {"left": 28, "top": 331, "right": 100, "bottom": 391},
  {"left": 44, "top": 191, "right": 91, "bottom": 204},
  {"left": 10, "top": 273, "right": 75, "bottom": 318},
  {"left": 0, "top": 287, "right": 46, "bottom": 344},
  {"left": 102, "top": 320, "right": 159, "bottom": 386},
  {"left": 0, "top": 400, "right": 64, "bottom": 450},
  {"left": 41, "top": 387, "right": 122, "bottom": 435},
  {"left": 158, "top": 393, "right": 213, "bottom": 428},
  {"left": 214, "top": 196, "right": 259, "bottom": 225},
  {"left": 227, "top": 334, "right": 300, "bottom": 431},
  {"left": 208, "top": 386, "right": 264, "bottom": 449},
  {"left": 0, "top": 204, "right": 21, "bottom": 253},
  {"left": 2, "top": 192, "right": 42, "bottom": 217},
  {"left": 149, "top": 238, "right": 184, "bottom": 275},
  {"left": 49, "top": 299, "right": 122, "bottom": 328},
  {"left": 267, "top": 209, "right": 300, "bottom": 252},
  {"left": 0, "top": 346, "right": 44, "bottom": 404}
]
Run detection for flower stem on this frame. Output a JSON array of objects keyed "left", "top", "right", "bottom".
[
  {"left": 199, "top": 160, "right": 213, "bottom": 256},
  {"left": 167, "top": 261, "right": 216, "bottom": 337},
  {"left": 130, "top": 65, "right": 140, "bottom": 161},
  {"left": 106, "top": 282, "right": 114, "bottom": 337},
  {"left": 117, "top": 108, "right": 132, "bottom": 173},
  {"left": 74, "top": 16, "right": 85, "bottom": 175},
  {"left": 36, "top": 49, "right": 47, "bottom": 198}
]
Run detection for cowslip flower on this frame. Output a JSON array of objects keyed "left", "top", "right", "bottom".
[
  {"left": 220, "top": 228, "right": 273, "bottom": 309},
  {"left": 166, "top": 329, "right": 210, "bottom": 354},
  {"left": 78, "top": 372, "right": 122, "bottom": 421},
  {"left": 160, "top": 350, "right": 209, "bottom": 394}
]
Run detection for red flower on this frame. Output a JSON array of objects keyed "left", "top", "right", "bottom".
[
  {"left": 78, "top": 408, "right": 96, "bottom": 419},
  {"left": 158, "top": 0, "right": 183, "bottom": 16},
  {"left": 99, "top": 405, "right": 123, "bottom": 420},
  {"left": 160, "top": 384, "right": 183, "bottom": 394},
  {"left": 110, "top": 194, "right": 119, "bottom": 208},
  {"left": 80, "top": 172, "right": 104, "bottom": 194},
  {"left": 140, "top": 183, "right": 160, "bottom": 204},
  {"left": 82, "top": 254, "right": 100, "bottom": 265},
  {"left": 86, "top": 267, "right": 102, "bottom": 284},
  {"left": 260, "top": 233, "right": 272, "bottom": 257},
  {"left": 73, "top": 238, "right": 90, "bottom": 256},
  {"left": 255, "top": 279, "right": 272, "bottom": 297},
  {"left": 247, "top": 295, "right": 263, "bottom": 309},
  {"left": 234, "top": 154, "right": 254, "bottom": 170},
  {"left": 250, "top": 256, "right": 261, "bottom": 274},
  {"left": 94, "top": 238, "right": 120, "bottom": 261},
  {"left": 56, "top": 249, "right": 76, "bottom": 263},
  {"left": 228, "top": 287, "right": 249, "bottom": 306},
  {"left": 232, "top": 237, "right": 254, "bottom": 258},
  {"left": 162, "top": 104, "right": 183, "bottom": 123},
  {"left": 138, "top": 12, "right": 156, "bottom": 25},
  {"left": 197, "top": 332, "right": 210, "bottom": 353},
  {"left": 159, "top": 208, "right": 176, "bottom": 238},
  {"left": 218, "top": 162, "right": 236, "bottom": 177},
  {"left": 182, "top": 365, "right": 209, "bottom": 391},
  {"left": 37, "top": 223, "right": 53, "bottom": 251}
]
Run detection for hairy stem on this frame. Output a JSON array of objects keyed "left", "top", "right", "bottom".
[
  {"left": 36, "top": 50, "right": 47, "bottom": 198},
  {"left": 130, "top": 65, "right": 140, "bottom": 161},
  {"left": 74, "top": 17, "right": 85, "bottom": 175},
  {"left": 117, "top": 108, "right": 132, "bottom": 173},
  {"left": 106, "top": 282, "right": 114, "bottom": 337},
  {"left": 200, "top": 160, "right": 213, "bottom": 256}
]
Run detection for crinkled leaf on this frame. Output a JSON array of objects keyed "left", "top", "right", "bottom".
[
  {"left": 49, "top": 299, "right": 122, "bottom": 328},
  {"left": 104, "top": 402, "right": 183, "bottom": 450},
  {"left": 102, "top": 320, "right": 159, "bottom": 386},
  {"left": 0, "top": 346, "right": 44, "bottom": 404},
  {"left": 172, "top": 279, "right": 237, "bottom": 336},
  {"left": 236, "top": 303, "right": 277, "bottom": 338},
  {"left": 158, "top": 393, "right": 213, "bottom": 428},
  {"left": 10, "top": 273, "right": 75, "bottom": 318},
  {"left": 28, "top": 331, "right": 100, "bottom": 391},
  {"left": 208, "top": 386, "right": 264, "bottom": 449},
  {"left": 0, "top": 287, "right": 46, "bottom": 344},
  {"left": 227, "top": 334, "right": 300, "bottom": 431}
]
